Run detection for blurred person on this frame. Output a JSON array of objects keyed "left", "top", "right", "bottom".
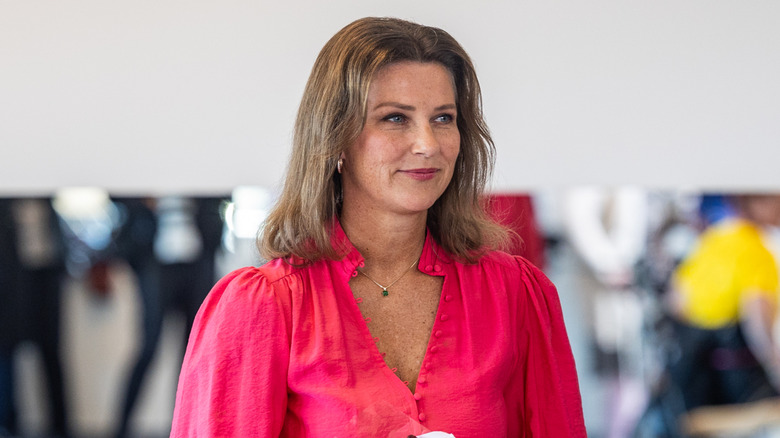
[
  {"left": 170, "top": 17, "right": 585, "bottom": 437},
  {"left": 0, "top": 198, "right": 69, "bottom": 437},
  {"left": 0, "top": 199, "right": 21, "bottom": 436},
  {"left": 563, "top": 186, "right": 650, "bottom": 438},
  {"left": 563, "top": 187, "right": 649, "bottom": 374},
  {"left": 666, "top": 194, "right": 780, "bottom": 411},
  {"left": 697, "top": 194, "right": 735, "bottom": 229},
  {"left": 105, "top": 197, "right": 225, "bottom": 438}
]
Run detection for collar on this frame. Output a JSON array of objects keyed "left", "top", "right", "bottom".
[{"left": 329, "top": 218, "right": 452, "bottom": 278}]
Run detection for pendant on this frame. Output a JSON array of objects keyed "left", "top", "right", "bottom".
[{"left": 382, "top": 288, "right": 389, "bottom": 297}]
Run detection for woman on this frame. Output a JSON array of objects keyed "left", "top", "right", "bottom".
[{"left": 171, "top": 17, "right": 585, "bottom": 437}]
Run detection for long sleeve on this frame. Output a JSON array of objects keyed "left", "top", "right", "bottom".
[
  {"left": 170, "top": 267, "right": 292, "bottom": 437},
  {"left": 507, "top": 259, "right": 587, "bottom": 437}
]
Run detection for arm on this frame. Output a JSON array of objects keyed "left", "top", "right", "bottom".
[
  {"left": 740, "top": 293, "right": 780, "bottom": 389},
  {"left": 170, "top": 267, "right": 291, "bottom": 437},
  {"left": 507, "top": 259, "right": 587, "bottom": 437}
]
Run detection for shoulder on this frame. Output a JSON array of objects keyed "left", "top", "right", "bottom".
[
  {"left": 481, "top": 250, "right": 561, "bottom": 315},
  {"left": 196, "top": 263, "right": 301, "bottom": 329},
  {"left": 175, "top": 266, "right": 296, "bottom": 435},
  {"left": 184, "top": 265, "right": 300, "bottom": 365},
  {"left": 222, "top": 257, "right": 318, "bottom": 289},
  {"left": 452, "top": 250, "right": 559, "bottom": 321},
  {"left": 200, "top": 255, "right": 337, "bottom": 313},
  {"left": 700, "top": 220, "right": 759, "bottom": 247},
  {"left": 690, "top": 220, "right": 773, "bottom": 264},
  {"left": 468, "top": 249, "right": 555, "bottom": 289},
  {"left": 211, "top": 264, "right": 289, "bottom": 300}
]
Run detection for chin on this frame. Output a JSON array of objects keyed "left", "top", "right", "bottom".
[{"left": 396, "top": 198, "right": 440, "bottom": 215}]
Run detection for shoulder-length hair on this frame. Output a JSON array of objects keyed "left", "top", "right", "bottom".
[{"left": 260, "top": 16, "right": 507, "bottom": 262}]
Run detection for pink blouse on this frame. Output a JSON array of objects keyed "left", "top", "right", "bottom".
[{"left": 170, "top": 224, "right": 586, "bottom": 437}]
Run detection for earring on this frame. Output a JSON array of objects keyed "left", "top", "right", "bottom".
[{"left": 337, "top": 158, "right": 344, "bottom": 174}]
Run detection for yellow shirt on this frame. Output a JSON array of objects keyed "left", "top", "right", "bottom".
[{"left": 673, "top": 219, "right": 779, "bottom": 329}]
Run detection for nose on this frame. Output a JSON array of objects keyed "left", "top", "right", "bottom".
[{"left": 410, "top": 124, "right": 439, "bottom": 157}]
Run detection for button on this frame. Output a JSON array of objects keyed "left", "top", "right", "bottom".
[
  {"left": 418, "top": 376, "right": 426, "bottom": 384},
  {"left": 434, "top": 330, "right": 442, "bottom": 337},
  {"left": 440, "top": 314, "right": 450, "bottom": 321},
  {"left": 444, "top": 295, "right": 453, "bottom": 302},
  {"left": 430, "top": 346, "right": 438, "bottom": 353},
  {"left": 418, "top": 413, "right": 427, "bottom": 422},
  {"left": 414, "top": 392, "right": 422, "bottom": 400},
  {"left": 434, "top": 265, "right": 441, "bottom": 272},
  {"left": 425, "top": 265, "right": 433, "bottom": 271}
]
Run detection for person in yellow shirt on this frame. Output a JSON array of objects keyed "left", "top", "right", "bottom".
[{"left": 666, "top": 194, "right": 780, "bottom": 410}]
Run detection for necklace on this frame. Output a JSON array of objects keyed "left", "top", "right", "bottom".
[{"left": 357, "top": 258, "right": 419, "bottom": 296}]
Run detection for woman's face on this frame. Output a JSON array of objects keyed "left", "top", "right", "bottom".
[{"left": 341, "top": 61, "right": 460, "bottom": 218}]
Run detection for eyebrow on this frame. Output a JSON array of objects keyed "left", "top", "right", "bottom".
[{"left": 372, "top": 102, "right": 457, "bottom": 112}]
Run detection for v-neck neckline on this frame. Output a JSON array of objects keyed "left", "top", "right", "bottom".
[
  {"left": 330, "top": 219, "right": 451, "bottom": 397},
  {"left": 346, "top": 267, "right": 448, "bottom": 395}
]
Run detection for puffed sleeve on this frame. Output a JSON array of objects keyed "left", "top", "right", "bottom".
[
  {"left": 170, "top": 267, "right": 292, "bottom": 437},
  {"left": 506, "top": 258, "right": 587, "bottom": 437}
]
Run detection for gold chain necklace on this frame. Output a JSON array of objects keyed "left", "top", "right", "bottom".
[{"left": 357, "top": 258, "right": 419, "bottom": 296}]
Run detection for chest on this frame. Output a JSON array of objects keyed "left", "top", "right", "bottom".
[
  {"left": 350, "top": 270, "right": 443, "bottom": 391},
  {"left": 283, "top": 264, "right": 520, "bottom": 437}
]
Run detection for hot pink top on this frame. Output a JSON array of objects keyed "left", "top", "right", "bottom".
[{"left": 170, "top": 224, "right": 586, "bottom": 437}]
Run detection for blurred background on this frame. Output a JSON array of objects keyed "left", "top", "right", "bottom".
[
  {"left": 2, "top": 189, "right": 780, "bottom": 438},
  {"left": 2, "top": 1, "right": 780, "bottom": 437}
]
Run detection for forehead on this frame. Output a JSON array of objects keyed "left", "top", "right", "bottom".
[{"left": 368, "top": 61, "right": 456, "bottom": 98}]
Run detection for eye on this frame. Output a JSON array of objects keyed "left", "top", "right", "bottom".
[
  {"left": 434, "top": 113, "right": 455, "bottom": 123},
  {"left": 383, "top": 113, "right": 406, "bottom": 123}
]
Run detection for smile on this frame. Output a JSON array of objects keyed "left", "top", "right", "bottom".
[{"left": 399, "top": 168, "right": 439, "bottom": 181}]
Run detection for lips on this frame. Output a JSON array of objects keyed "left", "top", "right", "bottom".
[{"left": 399, "top": 168, "right": 439, "bottom": 181}]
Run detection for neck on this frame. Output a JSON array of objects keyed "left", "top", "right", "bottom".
[{"left": 340, "top": 207, "right": 427, "bottom": 272}]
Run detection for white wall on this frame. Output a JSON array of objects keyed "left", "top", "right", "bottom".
[{"left": 1, "top": 1, "right": 779, "bottom": 195}]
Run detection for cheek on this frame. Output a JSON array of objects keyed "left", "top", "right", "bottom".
[
  {"left": 349, "top": 133, "right": 387, "bottom": 172},
  {"left": 444, "top": 132, "right": 461, "bottom": 165}
]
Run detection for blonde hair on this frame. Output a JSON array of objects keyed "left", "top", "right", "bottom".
[{"left": 260, "top": 17, "right": 506, "bottom": 262}]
